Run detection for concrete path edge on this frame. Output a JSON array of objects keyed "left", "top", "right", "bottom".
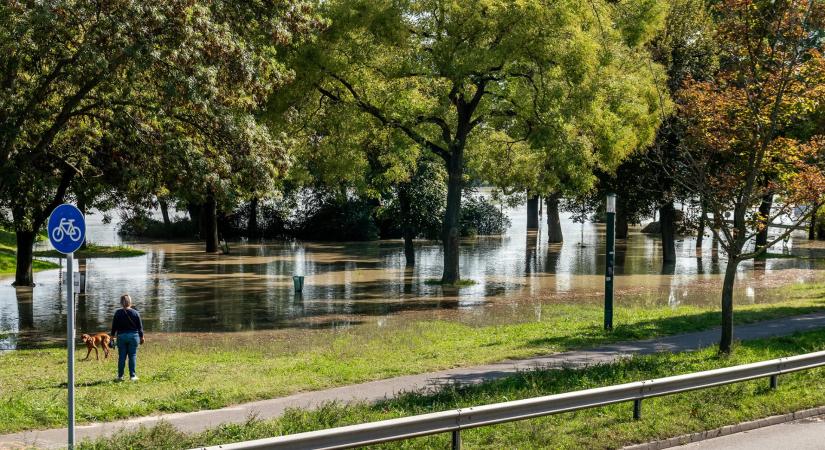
[{"left": 622, "top": 405, "right": 825, "bottom": 450}]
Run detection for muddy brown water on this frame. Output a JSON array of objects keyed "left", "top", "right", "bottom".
[{"left": 1, "top": 204, "right": 823, "bottom": 350}]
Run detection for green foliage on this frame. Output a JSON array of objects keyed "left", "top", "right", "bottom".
[
  {"left": 293, "top": 193, "right": 379, "bottom": 241},
  {"left": 376, "top": 160, "right": 447, "bottom": 240},
  {"left": 459, "top": 195, "right": 511, "bottom": 237},
  {"left": 118, "top": 215, "right": 195, "bottom": 240}
]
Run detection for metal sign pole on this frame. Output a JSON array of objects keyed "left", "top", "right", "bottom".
[
  {"left": 67, "top": 252, "right": 75, "bottom": 449},
  {"left": 604, "top": 194, "right": 616, "bottom": 331}
]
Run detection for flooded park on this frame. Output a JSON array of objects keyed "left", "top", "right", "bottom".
[{"left": 2, "top": 203, "right": 824, "bottom": 351}]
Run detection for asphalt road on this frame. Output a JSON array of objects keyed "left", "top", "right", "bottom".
[{"left": 678, "top": 415, "right": 825, "bottom": 449}]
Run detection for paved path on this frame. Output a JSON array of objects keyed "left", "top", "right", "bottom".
[
  {"left": 677, "top": 415, "right": 825, "bottom": 449},
  {"left": 5, "top": 312, "right": 825, "bottom": 449}
]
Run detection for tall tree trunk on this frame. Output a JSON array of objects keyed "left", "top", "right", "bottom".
[
  {"left": 809, "top": 204, "right": 818, "bottom": 240},
  {"left": 13, "top": 230, "right": 36, "bottom": 287},
  {"left": 755, "top": 192, "right": 773, "bottom": 248},
  {"left": 660, "top": 202, "right": 677, "bottom": 264},
  {"left": 159, "top": 199, "right": 171, "bottom": 228},
  {"left": 719, "top": 257, "right": 739, "bottom": 353},
  {"left": 546, "top": 194, "right": 563, "bottom": 243},
  {"left": 203, "top": 194, "right": 219, "bottom": 253},
  {"left": 526, "top": 195, "right": 539, "bottom": 229},
  {"left": 616, "top": 200, "right": 629, "bottom": 240},
  {"left": 248, "top": 197, "right": 259, "bottom": 239},
  {"left": 398, "top": 184, "right": 415, "bottom": 266},
  {"left": 441, "top": 149, "right": 463, "bottom": 284},
  {"left": 696, "top": 206, "right": 707, "bottom": 249}
]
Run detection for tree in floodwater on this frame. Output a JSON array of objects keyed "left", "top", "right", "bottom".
[
  {"left": 288, "top": 0, "right": 670, "bottom": 283},
  {"left": 0, "top": 0, "right": 318, "bottom": 281},
  {"left": 674, "top": 0, "right": 825, "bottom": 353}
]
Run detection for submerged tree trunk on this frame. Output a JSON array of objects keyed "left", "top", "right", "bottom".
[
  {"left": 248, "top": 197, "right": 259, "bottom": 239},
  {"left": 159, "top": 199, "right": 171, "bottom": 228},
  {"left": 755, "top": 192, "right": 773, "bottom": 248},
  {"left": 13, "top": 230, "right": 36, "bottom": 287},
  {"left": 398, "top": 184, "right": 415, "bottom": 266},
  {"left": 526, "top": 195, "right": 539, "bottom": 229},
  {"left": 546, "top": 194, "right": 563, "bottom": 243},
  {"left": 203, "top": 194, "right": 219, "bottom": 253},
  {"left": 660, "top": 202, "right": 677, "bottom": 264},
  {"left": 720, "top": 257, "right": 739, "bottom": 353},
  {"left": 809, "top": 204, "right": 818, "bottom": 240},
  {"left": 441, "top": 149, "right": 463, "bottom": 284},
  {"left": 696, "top": 206, "right": 707, "bottom": 249}
]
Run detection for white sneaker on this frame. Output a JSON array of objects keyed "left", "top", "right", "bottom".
[{"left": 130, "top": 376, "right": 139, "bottom": 381}]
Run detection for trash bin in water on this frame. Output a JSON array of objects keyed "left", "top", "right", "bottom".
[{"left": 292, "top": 275, "right": 305, "bottom": 292}]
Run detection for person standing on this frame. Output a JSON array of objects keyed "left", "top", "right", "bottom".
[{"left": 110, "top": 294, "right": 145, "bottom": 381}]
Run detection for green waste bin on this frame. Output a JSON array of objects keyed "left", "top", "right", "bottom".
[{"left": 292, "top": 275, "right": 304, "bottom": 292}]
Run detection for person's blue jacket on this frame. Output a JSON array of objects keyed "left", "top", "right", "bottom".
[{"left": 111, "top": 308, "right": 144, "bottom": 338}]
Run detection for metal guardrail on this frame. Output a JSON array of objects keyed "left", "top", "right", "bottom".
[{"left": 197, "top": 350, "right": 825, "bottom": 450}]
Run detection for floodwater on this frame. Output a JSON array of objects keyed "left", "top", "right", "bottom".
[{"left": 1, "top": 201, "right": 824, "bottom": 350}]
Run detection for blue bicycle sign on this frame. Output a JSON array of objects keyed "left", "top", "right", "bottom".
[{"left": 48, "top": 204, "right": 86, "bottom": 254}]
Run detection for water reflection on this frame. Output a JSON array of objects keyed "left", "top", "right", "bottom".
[{"left": 1, "top": 202, "right": 824, "bottom": 349}]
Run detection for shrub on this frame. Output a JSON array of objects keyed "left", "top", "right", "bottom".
[
  {"left": 293, "top": 193, "right": 379, "bottom": 241},
  {"left": 460, "top": 195, "right": 511, "bottom": 236},
  {"left": 118, "top": 213, "right": 195, "bottom": 239}
]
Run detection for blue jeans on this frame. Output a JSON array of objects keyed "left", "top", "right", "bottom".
[{"left": 116, "top": 332, "right": 140, "bottom": 378}]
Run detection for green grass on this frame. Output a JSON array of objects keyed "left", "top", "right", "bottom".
[
  {"left": 33, "top": 243, "right": 145, "bottom": 258},
  {"left": 2, "top": 284, "right": 825, "bottom": 434},
  {"left": 79, "top": 328, "right": 825, "bottom": 450},
  {"left": 0, "top": 228, "right": 59, "bottom": 275},
  {"left": 424, "top": 278, "right": 478, "bottom": 287}
]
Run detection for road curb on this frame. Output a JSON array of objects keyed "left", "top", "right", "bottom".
[{"left": 623, "top": 405, "right": 825, "bottom": 449}]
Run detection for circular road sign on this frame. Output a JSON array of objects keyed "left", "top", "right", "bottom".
[{"left": 47, "top": 204, "right": 86, "bottom": 254}]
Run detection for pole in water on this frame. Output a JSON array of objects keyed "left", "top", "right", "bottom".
[
  {"left": 67, "top": 252, "right": 75, "bottom": 448},
  {"left": 604, "top": 193, "right": 616, "bottom": 331}
]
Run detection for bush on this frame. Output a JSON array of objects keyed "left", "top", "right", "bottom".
[
  {"left": 376, "top": 161, "right": 447, "bottom": 240},
  {"left": 460, "top": 195, "right": 511, "bottom": 236},
  {"left": 293, "top": 193, "right": 379, "bottom": 241},
  {"left": 119, "top": 213, "right": 195, "bottom": 239},
  {"left": 222, "top": 199, "right": 291, "bottom": 239}
]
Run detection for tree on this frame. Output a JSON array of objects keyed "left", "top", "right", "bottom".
[
  {"left": 0, "top": 1, "right": 317, "bottom": 283},
  {"left": 289, "top": 0, "right": 669, "bottom": 283},
  {"left": 675, "top": 0, "right": 825, "bottom": 353}
]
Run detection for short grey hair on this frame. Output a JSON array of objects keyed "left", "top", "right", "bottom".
[{"left": 120, "top": 294, "right": 132, "bottom": 308}]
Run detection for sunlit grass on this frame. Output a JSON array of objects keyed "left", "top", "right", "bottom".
[
  {"left": 0, "top": 228, "right": 59, "bottom": 275},
  {"left": 2, "top": 285, "right": 825, "bottom": 434},
  {"left": 80, "top": 328, "right": 825, "bottom": 449},
  {"left": 33, "top": 242, "right": 145, "bottom": 258}
]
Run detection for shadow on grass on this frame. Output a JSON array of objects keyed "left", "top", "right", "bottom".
[{"left": 523, "top": 302, "right": 825, "bottom": 351}]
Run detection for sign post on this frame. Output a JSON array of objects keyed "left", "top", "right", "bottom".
[
  {"left": 47, "top": 204, "right": 86, "bottom": 450},
  {"left": 604, "top": 193, "right": 616, "bottom": 331}
]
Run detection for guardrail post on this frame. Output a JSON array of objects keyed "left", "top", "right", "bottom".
[
  {"left": 452, "top": 429, "right": 461, "bottom": 450},
  {"left": 770, "top": 375, "right": 778, "bottom": 390},
  {"left": 633, "top": 399, "right": 642, "bottom": 420}
]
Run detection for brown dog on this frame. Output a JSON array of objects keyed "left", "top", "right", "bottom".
[{"left": 80, "top": 332, "right": 112, "bottom": 361}]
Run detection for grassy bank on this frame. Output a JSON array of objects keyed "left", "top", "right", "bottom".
[
  {"left": 33, "top": 242, "right": 145, "bottom": 258},
  {"left": 80, "top": 328, "right": 825, "bottom": 449},
  {"left": 1, "top": 283, "right": 825, "bottom": 434},
  {"left": 0, "top": 229, "right": 58, "bottom": 275}
]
